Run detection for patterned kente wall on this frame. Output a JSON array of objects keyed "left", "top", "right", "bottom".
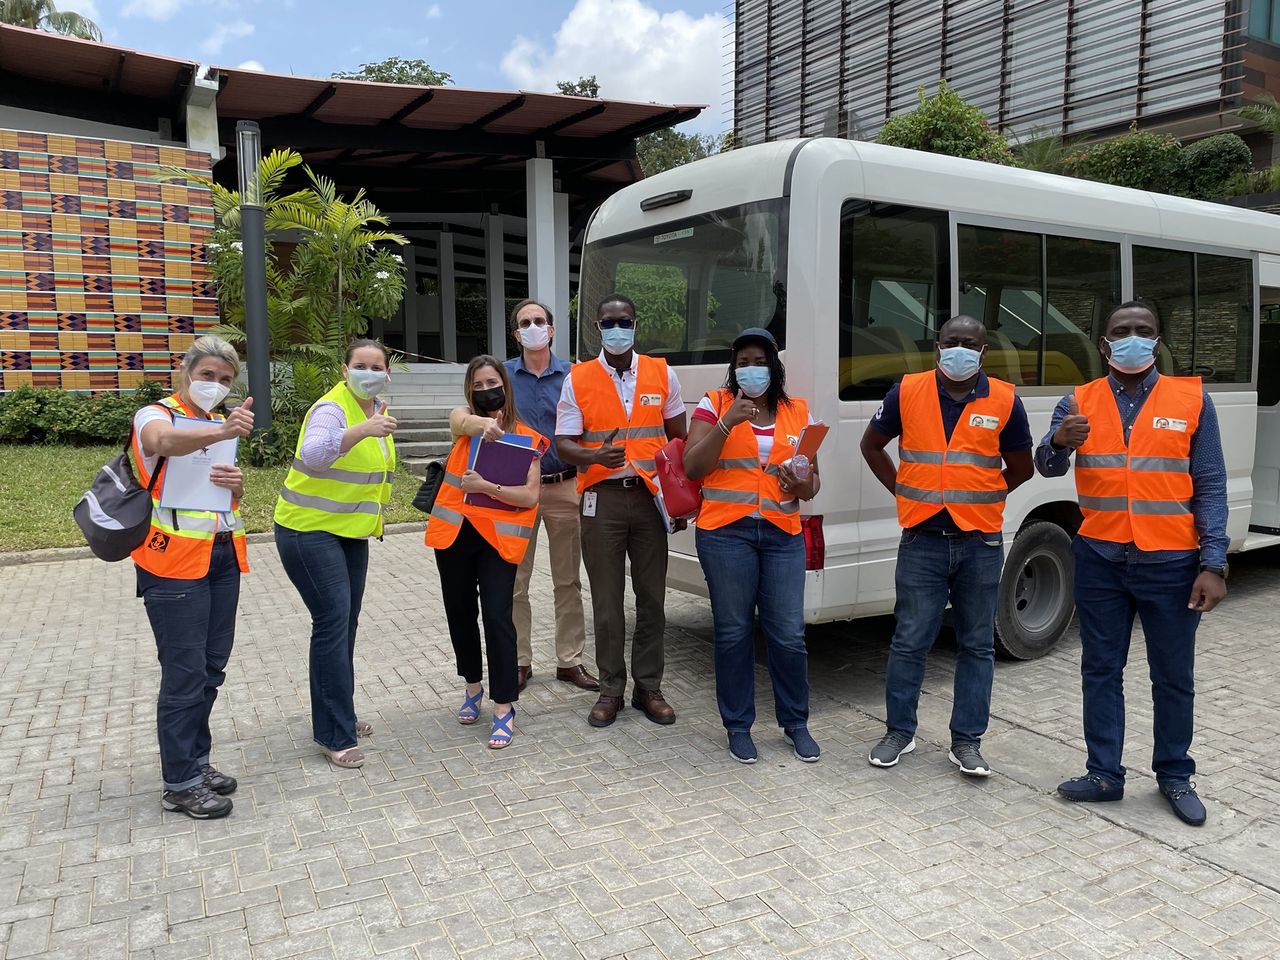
[{"left": 0, "top": 129, "right": 218, "bottom": 392}]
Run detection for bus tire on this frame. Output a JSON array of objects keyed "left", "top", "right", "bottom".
[{"left": 994, "top": 521, "right": 1075, "bottom": 660}]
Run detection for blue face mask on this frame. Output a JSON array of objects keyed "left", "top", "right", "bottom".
[
  {"left": 1105, "top": 335, "right": 1158, "bottom": 374},
  {"left": 937, "top": 346, "right": 983, "bottom": 382},
  {"left": 600, "top": 325, "right": 635, "bottom": 356},
  {"left": 735, "top": 365, "right": 771, "bottom": 398}
]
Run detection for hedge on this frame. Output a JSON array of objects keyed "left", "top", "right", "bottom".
[{"left": 0, "top": 382, "right": 168, "bottom": 445}]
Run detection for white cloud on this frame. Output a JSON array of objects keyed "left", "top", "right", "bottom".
[
  {"left": 237, "top": 59, "right": 265, "bottom": 71},
  {"left": 200, "top": 19, "right": 254, "bottom": 57},
  {"left": 76, "top": 0, "right": 101, "bottom": 21},
  {"left": 426, "top": 3, "right": 442, "bottom": 17},
  {"left": 121, "top": 0, "right": 185, "bottom": 21},
  {"left": 500, "top": 0, "right": 726, "bottom": 132}
]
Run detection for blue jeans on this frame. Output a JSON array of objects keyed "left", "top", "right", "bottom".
[
  {"left": 275, "top": 525, "right": 369, "bottom": 751},
  {"left": 138, "top": 538, "right": 241, "bottom": 791},
  {"left": 1073, "top": 539, "right": 1199, "bottom": 786},
  {"left": 696, "top": 518, "right": 809, "bottom": 732},
  {"left": 885, "top": 530, "right": 1003, "bottom": 744}
]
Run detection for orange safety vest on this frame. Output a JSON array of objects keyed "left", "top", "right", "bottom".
[
  {"left": 130, "top": 395, "right": 249, "bottom": 579},
  {"left": 895, "top": 371, "right": 1015, "bottom": 533},
  {"left": 1073, "top": 374, "right": 1202, "bottom": 551},
  {"left": 697, "top": 390, "right": 809, "bottom": 535},
  {"left": 570, "top": 355, "right": 670, "bottom": 494},
  {"left": 424, "top": 422, "right": 547, "bottom": 565}
]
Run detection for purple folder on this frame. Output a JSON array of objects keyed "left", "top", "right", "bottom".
[{"left": 464, "top": 439, "right": 541, "bottom": 510}]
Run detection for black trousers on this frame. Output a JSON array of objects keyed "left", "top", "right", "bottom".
[{"left": 435, "top": 519, "right": 520, "bottom": 703}]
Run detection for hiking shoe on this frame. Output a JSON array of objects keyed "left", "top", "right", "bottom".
[
  {"left": 948, "top": 742, "right": 992, "bottom": 777},
  {"left": 162, "top": 782, "right": 233, "bottom": 820},
  {"left": 200, "top": 763, "right": 237, "bottom": 796},
  {"left": 1160, "top": 781, "right": 1207, "bottom": 826},
  {"left": 728, "top": 731, "right": 758, "bottom": 764},
  {"left": 868, "top": 731, "right": 915, "bottom": 768},
  {"left": 784, "top": 727, "right": 821, "bottom": 762},
  {"left": 1057, "top": 773, "right": 1125, "bottom": 803}
]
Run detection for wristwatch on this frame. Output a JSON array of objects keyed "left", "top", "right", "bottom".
[{"left": 1200, "top": 563, "right": 1229, "bottom": 580}]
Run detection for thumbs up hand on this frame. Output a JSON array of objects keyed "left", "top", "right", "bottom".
[
  {"left": 220, "top": 395, "right": 255, "bottom": 439},
  {"left": 723, "top": 389, "right": 758, "bottom": 429},
  {"left": 1053, "top": 394, "right": 1091, "bottom": 449},
  {"left": 594, "top": 427, "right": 627, "bottom": 469}
]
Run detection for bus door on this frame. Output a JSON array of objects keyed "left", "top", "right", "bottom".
[{"left": 1251, "top": 288, "right": 1280, "bottom": 535}]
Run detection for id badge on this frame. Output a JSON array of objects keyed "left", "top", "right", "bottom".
[{"left": 583, "top": 491, "right": 598, "bottom": 518}]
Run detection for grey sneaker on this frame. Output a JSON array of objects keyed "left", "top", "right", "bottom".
[
  {"left": 868, "top": 731, "right": 916, "bottom": 768},
  {"left": 949, "top": 742, "right": 992, "bottom": 777},
  {"left": 162, "top": 782, "right": 233, "bottom": 820},
  {"left": 200, "top": 763, "right": 237, "bottom": 796}
]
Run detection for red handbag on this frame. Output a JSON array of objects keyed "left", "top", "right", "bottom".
[{"left": 655, "top": 437, "right": 703, "bottom": 519}]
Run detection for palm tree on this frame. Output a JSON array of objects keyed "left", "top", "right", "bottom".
[
  {"left": 0, "top": 0, "right": 103, "bottom": 40},
  {"left": 1014, "top": 126, "right": 1086, "bottom": 175},
  {"left": 1236, "top": 94, "right": 1280, "bottom": 141}
]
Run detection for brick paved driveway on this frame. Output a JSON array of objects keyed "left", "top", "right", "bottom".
[{"left": 2, "top": 535, "right": 1279, "bottom": 959}]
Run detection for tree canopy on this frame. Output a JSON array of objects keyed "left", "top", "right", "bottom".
[
  {"left": 0, "top": 0, "right": 101, "bottom": 40},
  {"left": 333, "top": 56, "right": 452, "bottom": 86}
]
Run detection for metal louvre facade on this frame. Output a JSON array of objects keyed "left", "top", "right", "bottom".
[{"left": 733, "top": 0, "right": 1247, "bottom": 145}]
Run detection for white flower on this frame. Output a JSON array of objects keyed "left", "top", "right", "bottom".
[
  {"left": 231, "top": 241, "right": 243, "bottom": 251},
  {"left": 207, "top": 242, "right": 222, "bottom": 251},
  {"left": 391, "top": 253, "right": 403, "bottom": 263},
  {"left": 375, "top": 270, "right": 391, "bottom": 280}
]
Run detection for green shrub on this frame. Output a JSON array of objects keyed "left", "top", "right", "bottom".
[
  {"left": 0, "top": 382, "right": 170, "bottom": 445},
  {"left": 1177, "top": 134, "right": 1253, "bottom": 199},
  {"left": 1225, "top": 164, "right": 1280, "bottom": 197},
  {"left": 1064, "top": 124, "right": 1182, "bottom": 193},
  {"left": 243, "top": 420, "right": 301, "bottom": 467},
  {"left": 0, "top": 386, "right": 41, "bottom": 442},
  {"left": 877, "top": 81, "right": 1016, "bottom": 165}
]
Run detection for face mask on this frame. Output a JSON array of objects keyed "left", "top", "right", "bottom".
[
  {"left": 735, "top": 366, "right": 771, "bottom": 398},
  {"left": 519, "top": 324, "right": 551, "bottom": 350},
  {"left": 1105, "top": 335, "right": 1158, "bottom": 374},
  {"left": 937, "top": 346, "right": 983, "bottom": 381},
  {"left": 472, "top": 386, "right": 506, "bottom": 414},
  {"left": 188, "top": 380, "right": 230, "bottom": 412},
  {"left": 347, "top": 368, "right": 388, "bottom": 400},
  {"left": 601, "top": 325, "right": 635, "bottom": 356}
]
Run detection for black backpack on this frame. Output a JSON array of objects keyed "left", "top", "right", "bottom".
[
  {"left": 412, "top": 460, "right": 446, "bottom": 515},
  {"left": 73, "top": 410, "right": 169, "bottom": 561}
]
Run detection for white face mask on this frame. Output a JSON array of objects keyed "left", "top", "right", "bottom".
[
  {"left": 188, "top": 380, "right": 230, "bottom": 412},
  {"left": 519, "top": 323, "right": 551, "bottom": 350},
  {"left": 347, "top": 368, "right": 388, "bottom": 400}
]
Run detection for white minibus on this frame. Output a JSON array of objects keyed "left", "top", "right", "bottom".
[{"left": 576, "top": 138, "right": 1280, "bottom": 659}]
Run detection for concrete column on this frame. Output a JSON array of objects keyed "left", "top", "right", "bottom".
[
  {"left": 184, "top": 66, "right": 222, "bottom": 161},
  {"left": 526, "top": 158, "right": 557, "bottom": 351},
  {"left": 439, "top": 231, "right": 457, "bottom": 362},
  {"left": 403, "top": 244, "right": 419, "bottom": 358},
  {"left": 485, "top": 213, "right": 508, "bottom": 359},
  {"left": 553, "top": 191, "right": 570, "bottom": 357}
]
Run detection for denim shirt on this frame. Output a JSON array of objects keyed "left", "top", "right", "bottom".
[
  {"left": 1034, "top": 369, "right": 1229, "bottom": 568},
  {"left": 505, "top": 352, "right": 572, "bottom": 475}
]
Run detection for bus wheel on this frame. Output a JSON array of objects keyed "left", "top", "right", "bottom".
[{"left": 995, "top": 521, "right": 1075, "bottom": 660}]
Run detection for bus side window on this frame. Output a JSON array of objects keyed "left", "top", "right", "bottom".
[
  {"left": 839, "top": 202, "right": 949, "bottom": 401},
  {"left": 1261, "top": 298, "right": 1280, "bottom": 407}
]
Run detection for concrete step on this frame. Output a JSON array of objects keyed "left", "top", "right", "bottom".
[
  {"left": 403, "top": 456, "right": 446, "bottom": 478},
  {"left": 385, "top": 405, "right": 454, "bottom": 422},
  {"left": 396, "top": 440, "right": 455, "bottom": 459},
  {"left": 389, "top": 394, "right": 465, "bottom": 406},
  {"left": 394, "top": 427, "right": 452, "bottom": 443}
]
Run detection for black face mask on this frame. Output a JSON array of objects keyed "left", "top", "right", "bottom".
[{"left": 472, "top": 386, "right": 506, "bottom": 413}]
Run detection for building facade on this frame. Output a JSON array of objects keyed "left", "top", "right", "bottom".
[{"left": 734, "top": 0, "right": 1278, "bottom": 150}]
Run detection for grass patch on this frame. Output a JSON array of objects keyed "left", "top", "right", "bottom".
[{"left": 2, "top": 444, "right": 424, "bottom": 553}]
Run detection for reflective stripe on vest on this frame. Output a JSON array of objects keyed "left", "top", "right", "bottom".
[
  {"left": 895, "top": 372, "right": 1014, "bottom": 533},
  {"left": 273, "top": 383, "right": 396, "bottom": 539},
  {"left": 571, "top": 356, "right": 669, "bottom": 495},
  {"left": 696, "top": 390, "right": 809, "bottom": 534},
  {"left": 424, "top": 425, "right": 546, "bottom": 565},
  {"left": 130, "top": 394, "right": 249, "bottom": 580},
  {"left": 1073, "top": 374, "right": 1202, "bottom": 551}
]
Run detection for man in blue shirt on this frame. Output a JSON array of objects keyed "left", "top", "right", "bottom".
[
  {"left": 504, "top": 299, "right": 598, "bottom": 692},
  {"left": 1036, "top": 301, "right": 1228, "bottom": 827}
]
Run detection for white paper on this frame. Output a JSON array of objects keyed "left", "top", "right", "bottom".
[{"left": 158, "top": 416, "right": 238, "bottom": 512}]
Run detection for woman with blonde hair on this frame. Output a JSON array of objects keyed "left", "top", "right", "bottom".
[
  {"left": 132, "top": 335, "right": 255, "bottom": 819},
  {"left": 429, "top": 355, "right": 543, "bottom": 748}
]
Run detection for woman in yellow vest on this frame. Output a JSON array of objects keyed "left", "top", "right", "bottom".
[
  {"left": 132, "top": 335, "right": 254, "bottom": 819},
  {"left": 682, "top": 328, "right": 821, "bottom": 765},
  {"left": 274, "top": 339, "right": 397, "bottom": 769},
  {"left": 427, "top": 355, "right": 543, "bottom": 749}
]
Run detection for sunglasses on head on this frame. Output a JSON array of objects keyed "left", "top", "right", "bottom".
[
  {"left": 598, "top": 317, "right": 635, "bottom": 330},
  {"left": 517, "top": 316, "right": 548, "bottom": 328}
]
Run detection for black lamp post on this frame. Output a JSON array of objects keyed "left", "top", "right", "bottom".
[{"left": 237, "top": 120, "right": 271, "bottom": 431}]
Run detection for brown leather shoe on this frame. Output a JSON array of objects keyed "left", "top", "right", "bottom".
[
  {"left": 588, "top": 695, "right": 623, "bottom": 728},
  {"left": 556, "top": 665, "right": 600, "bottom": 691},
  {"left": 517, "top": 666, "right": 531, "bottom": 691},
  {"left": 631, "top": 687, "right": 676, "bottom": 725}
]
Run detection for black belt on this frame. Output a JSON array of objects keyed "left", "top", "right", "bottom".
[
  {"left": 909, "top": 527, "right": 998, "bottom": 539},
  {"left": 212, "top": 531, "right": 234, "bottom": 544},
  {"left": 540, "top": 468, "right": 577, "bottom": 484},
  {"left": 597, "top": 476, "right": 647, "bottom": 489}
]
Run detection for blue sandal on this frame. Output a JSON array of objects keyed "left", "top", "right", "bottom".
[
  {"left": 458, "top": 687, "right": 484, "bottom": 725},
  {"left": 488, "top": 706, "right": 516, "bottom": 749}
]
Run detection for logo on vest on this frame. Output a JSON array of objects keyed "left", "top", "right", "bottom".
[
  {"left": 786, "top": 435, "right": 799, "bottom": 447},
  {"left": 1153, "top": 416, "right": 1187, "bottom": 432},
  {"left": 639, "top": 393, "right": 662, "bottom": 406},
  {"left": 968, "top": 414, "right": 1000, "bottom": 431},
  {"left": 147, "top": 532, "right": 170, "bottom": 553}
]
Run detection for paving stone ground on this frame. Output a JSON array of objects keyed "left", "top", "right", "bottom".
[{"left": 2, "top": 533, "right": 1279, "bottom": 959}]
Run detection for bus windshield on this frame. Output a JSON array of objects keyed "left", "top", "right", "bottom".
[{"left": 578, "top": 200, "right": 786, "bottom": 364}]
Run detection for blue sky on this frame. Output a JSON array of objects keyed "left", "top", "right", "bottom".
[{"left": 80, "top": 0, "right": 730, "bottom": 131}]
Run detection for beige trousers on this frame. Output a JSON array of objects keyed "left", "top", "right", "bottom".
[{"left": 513, "top": 477, "right": 588, "bottom": 668}]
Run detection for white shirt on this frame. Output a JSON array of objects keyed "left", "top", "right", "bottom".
[
  {"left": 694, "top": 395, "right": 815, "bottom": 465},
  {"left": 556, "top": 351, "right": 685, "bottom": 478},
  {"left": 133, "top": 403, "right": 235, "bottom": 523}
]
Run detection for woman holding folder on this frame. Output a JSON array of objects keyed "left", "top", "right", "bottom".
[
  {"left": 682, "top": 328, "right": 823, "bottom": 765},
  {"left": 274, "top": 339, "right": 397, "bottom": 770},
  {"left": 132, "top": 335, "right": 254, "bottom": 819},
  {"left": 429, "top": 355, "right": 543, "bottom": 749}
]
